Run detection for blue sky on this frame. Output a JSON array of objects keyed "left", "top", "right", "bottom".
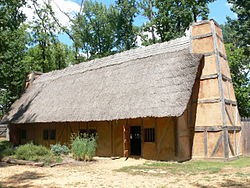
[
  {"left": 70, "top": 0, "right": 236, "bottom": 25},
  {"left": 58, "top": 0, "right": 236, "bottom": 45}
]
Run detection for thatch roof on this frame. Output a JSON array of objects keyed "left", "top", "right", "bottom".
[{"left": 2, "top": 35, "right": 202, "bottom": 123}]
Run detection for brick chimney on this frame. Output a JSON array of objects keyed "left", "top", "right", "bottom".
[{"left": 191, "top": 20, "right": 242, "bottom": 159}]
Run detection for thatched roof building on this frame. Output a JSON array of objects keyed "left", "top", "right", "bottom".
[
  {"left": 1, "top": 20, "right": 242, "bottom": 161},
  {"left": 2, "top": 36, "right": 202, "bottom": 123}
]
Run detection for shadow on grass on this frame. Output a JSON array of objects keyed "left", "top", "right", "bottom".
[{"left": 1, "top": 171, "right": 45, "bottom": 188}]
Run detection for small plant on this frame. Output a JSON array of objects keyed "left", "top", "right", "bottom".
[
  {"left": 14, "top": 142, "right": 60, "bottom": 164},
  {"left": 15, "top": 142, "right": 51, "bottom": 161},
  {"left": 0, "top": 140, "right": 15, "bottom": 157},
  {"left": 50, "top": 143, "right": 70, "bottom": 156},
  {"left": 71, "top": 133, "right": 97, "bottom": 161}
]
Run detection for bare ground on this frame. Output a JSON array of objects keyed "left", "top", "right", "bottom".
[{"left": 0, "top": 157, "right": 249, "bottom": 188}]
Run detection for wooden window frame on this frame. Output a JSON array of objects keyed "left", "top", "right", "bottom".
[
  {"left": 144, "top": 128, "right": 155, "bottom": 142},
  {"left": 43, "top": 129, "right": 56, "bottom": 140}
]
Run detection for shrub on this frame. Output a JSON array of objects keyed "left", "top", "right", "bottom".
[
  {"left": 0, "top": 141, "right": 15, "bottom": 157},
  {"left": 71, "top": 133, "right": 97, "bottom": 161},
  {"left": 15, "top": 143, "right": 53, "bottom": 163},
  {"left": 50, "top": 144, "right": 70, "bottom": 156}
]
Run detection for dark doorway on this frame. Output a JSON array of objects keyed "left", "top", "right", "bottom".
[{"left": 130, "top": 126, "right": 141, "bottom": 156}]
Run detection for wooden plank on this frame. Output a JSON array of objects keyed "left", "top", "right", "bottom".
[
  {"left": 197, "top": 98, "right": 220, "bottom": 104},
  {"left": 58, "top": 123, "right": 66, "bottom": 141},
  {"left": 225, "top": 99, "right": 237, "bottom": 106},
  {"left": 204, "top": 130, "right": 208, "bottom": 157},
  {"left": 195, "top": 126, "right": 241, "bottom": 132},
  {"left": 222, "top": 74, "right": 232, "bottom": 83},
  {"left": 110, "top": 121, "right": 114, "bottom": 156},
  {"left": 192, "top": 20, "right": 210, "bottom": 26},
  {"left": 211, "top": 21, "right": 227, "bottom": 127},
  {"left": 216, "top": 33, "right": 224, "bottom": 42},
  {"left": 211, "top": 21, "right": 230, "bottom": 159},
  {"left": 192, "top": 32, "right": 213, "bottom": 40},
  {"left": 123, "top": 120, "right": 129, "bottom": 157},
  {"left": 223, "top": 127, "right": 229, "bottom": 158},
  {"left": 174, "top": 118, "right": 178, "bottom": 158},
  {"left": 211, "top": 133, "right": 223, "bottom": 157},
  {"left": 219, "top": 51, "right": 227, "bottom": 60},
  {"left": 225, "top": 107, "right": 235, "bottom": 126},
  {"left": 200, "top": 73, "right": 218, "bottom": 80},
  {"left": 203, "top": 51, "right": 215, "bottom": 57},
  {"left": 228, "top": 135, "right": 235, "bottom": 156}
]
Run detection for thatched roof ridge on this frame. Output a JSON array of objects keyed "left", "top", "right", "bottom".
[
  {"left": 2, "top": 35, "right": 203, "bottom": 123},
  {"left": 37, "top": 35, "right": 190, "bottom": 83}
]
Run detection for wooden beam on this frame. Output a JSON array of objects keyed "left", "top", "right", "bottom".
[
  {"left": 228, "top": 135, "right": 235, "bottom": 156},
  {"left": 211, "top": 21, "right": 229, "bottom": 159},
  {"left": 219, "top": 52, "right": 227, "bottom": 60},
  {"left": 200, "top": 73, "right": 218, "bottom": 80},
  {"left": 197, "top": 98, "right": 220, "bottom": 104},
  {"left": 211, "top": 133, "right": 223, "bottom": 157},
  {"left": 223, "top": 127, "right": 229, "bottom": 158},
  {"left": 192, "top": 20, "right": 210, "bottom": 26},
  {"left": 204, "top": 130, "right": 208, "bottom": 157},
  {"left": 192, "top": 33, "right": 212, "bottom": 40},
  {"left": 222, "top": 74, "right": 232, "bottom": 83},
  {"left": 195, "top": 126, "right": 241, "bottom": 132},
  {"left": 225, "top": 99, "right": 237, "bottom": 106},
  {"left": 203, "top": 51, "right": 215, "bottom": 57},
  {"left": 216, "top": 33, "right": 224, "bottom": 42}
]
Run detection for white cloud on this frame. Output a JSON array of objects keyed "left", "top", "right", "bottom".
[
  {"left": 225, "top": 2, "right": 237, "bottom": 18},
  {"left": 225, "top": 2, "right": 233, "bottom": 8},
  {"left": 22, "top": 0, "right": 81, "bottom": 28}
]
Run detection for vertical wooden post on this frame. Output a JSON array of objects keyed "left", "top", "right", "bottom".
[
  {"left": 210, "top": 21, "right": 229, "bottom": 159},
  {"left": 204, "top": 130, "right": 208, "bottom": 157},
  {"left": 123, "top": 120, "right": 129, "bottom": 157},
  {"left": 223, "top": 127, "right": 229, "bottom": 158},
  {"left": 110, "top": 121, "right": 114, "bottom": 156}
]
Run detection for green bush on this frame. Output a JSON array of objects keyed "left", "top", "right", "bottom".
[
  {"left": 50, "top": 144, "right": 70, "bottom": 156},
  {"left": 15, "top": 143, "right": 53, "bottom": 163},
  {"left": 71, "top": 133, "right": 97, "bottom": 161},
  {"left": 0, "top": 141, "right": 15, "bottom": 157}
]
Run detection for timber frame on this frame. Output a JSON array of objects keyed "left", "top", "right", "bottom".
[{"left": 191, "top": 20, "right": 242, "bottom": 159}]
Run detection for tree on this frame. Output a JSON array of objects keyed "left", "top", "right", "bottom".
[
  {"left": 114, "top": 0, "right": 138, "bottom": 51},
  {"left": 0, "top": 0, "right": 28, "bottom": 116},
  {"left": 29, "top": 0, "right": 70, "bottom": 72},
  {"left": 154, "top": 0, "right": 214, "bottom": 42},
  {"left": 72, "top": 0, "right": 117, "bottom": 60},
  {"left": 221, "top": 0, "right": 250, "bottom": 117},
  {"left": 227, "top": 0, "right": 250, "bottom": 49},
  {"left": 22, "top": 43, "right": 75, "bottom": 73},
  {"left": 139, "top": 0, "right": 158, "bottom": 46},
  {"left": 225, "top": 43, "right": 250, "bottom": 117}
]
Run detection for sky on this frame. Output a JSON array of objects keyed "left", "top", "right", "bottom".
[{"left": 23, "top": 0, "right": 237, "bottom": 46}]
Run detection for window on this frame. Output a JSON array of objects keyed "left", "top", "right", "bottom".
[
  {"left": 144, "top": 128, "right": 155, "bottom": 142},
  {"left": 50, "top": 129, "right": 56, "bottom": 140},
  {"left": 43, "top": 130, "right": 49, "bottom": 140},
  {"left": 43, "top": 129, "right": 56, "bottom": 140},
  {"left": 79, "top": 129, "right": 97, "bottom": 137},
  {"left": 20, "top": 129, "right": 27, "bottom": 139}
]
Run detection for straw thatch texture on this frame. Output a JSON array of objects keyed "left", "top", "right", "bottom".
[{"left": 2, "top": 36, "right": 202, "bottom": 123}]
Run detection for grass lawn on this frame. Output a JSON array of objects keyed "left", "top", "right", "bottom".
[{"left": 117, "top": 157, "right": 250, "bottom": 176}]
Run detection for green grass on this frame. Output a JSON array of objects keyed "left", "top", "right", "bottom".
[{"left": 117, "top": 157, "right": 250, "bottom": 175}]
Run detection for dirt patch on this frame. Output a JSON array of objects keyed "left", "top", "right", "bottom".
[{"left": 0, "top": 157, "right": 249, "bottom": 188}]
